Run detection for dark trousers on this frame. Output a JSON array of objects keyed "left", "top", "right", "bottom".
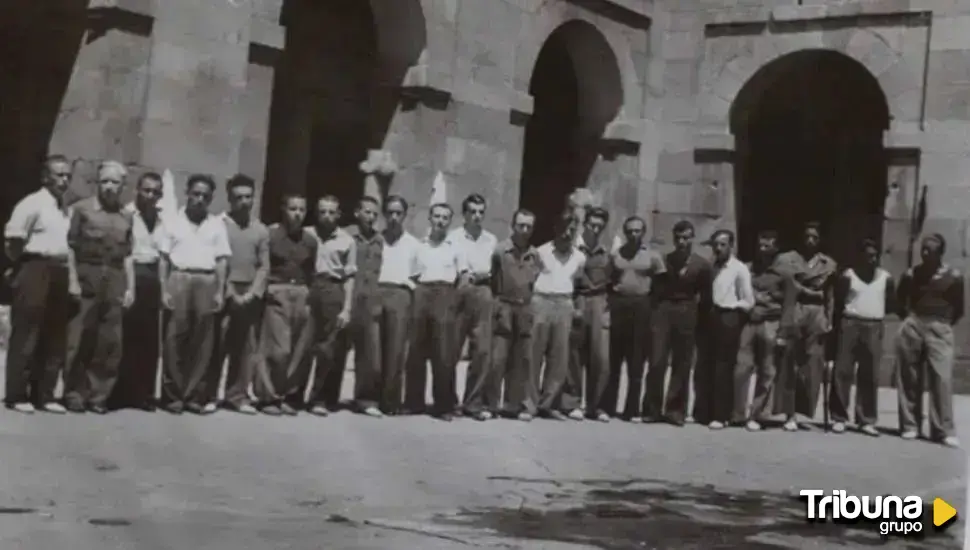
[
  {"left": 491, "top": 300, "right": 534, "bottom": 414},
  {"left": 775, "top": 303, "right": 827, "bottom": 418},
  {"left": 695, "top": 308, "right": 745, "bottom": 424},
  {"left": 205, "top": 281, "right": 262, "bottom": 406},
  {"left": 4, "top": 257, "right": 69, "bottom": 405},
  {"left": 647, "top": 300, "right": 698, "bottom": 423},
  {"left": 459, "top": 284, "right": 494, "bottom": 414},
  {"left": 254, "top": 283, "right": 313, "bottom": 406},
  {"left": 64, "top": 263, "right": 126, "bottom": 407},
  {"left": 110, "top": 262, "right": 161, "bottom": 408},
  {"left": 161, "top": 270, "right": 218, "bottom": 406},
  {"left": 895, "top": 315, "right": 955, "bottom": 439},
  {"left": 332, "top": 289, "right": 374, "bottom": 409},
  {"left": 602, "top": 293, "right": 647, "bottom": 417},
  {"left": 404, "top": 283, "right": 458, "bottom": 414},
  {"left": 356, "top": 284, "right": 411, "bottom": 413},
  {"left": 566, "top": 293, "right": 612, "bottom": 415},
  {"left": 732, "top": 320, "right": 781, "bottom": 423},
  {"left": 530, "top": 294, "right": 574, "bottom": 415},
  {"left": 306, "top": 278, "right": 348, "bottom": 407},
  {"left": 830, "top": 317, "right": 883, "bottom": 426}
]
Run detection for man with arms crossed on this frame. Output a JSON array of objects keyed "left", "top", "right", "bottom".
[
  {"left": 4, "top": 155, "right": 73, "bottom": 414},
  {"left": 157, "top": 174, "right": 231, "bottom": 415}
]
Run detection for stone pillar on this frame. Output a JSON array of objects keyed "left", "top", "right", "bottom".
[{"left": 358, "top": 149, "right": 399, "bottom": 211}]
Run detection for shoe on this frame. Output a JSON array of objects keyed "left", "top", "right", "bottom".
[
  {"left": 309, "top": 405, "right": 330, "bottom": 417},
  {"left": 436, "top": 412, "right": 455, "bottom": 422},
  {"left": 941, "top": 436, "right": 960, "bottom": 448},
  {"left": 65, "top": 401, "right": 86, "bottom": 414},
  {"left": 87, "top": 404, "right": 108, "bottom": 415},
  {"left": 261, "top": 405, "right": 282, "bottom": 416},
  {"left": 201, "top": 403, "right": 218, "bottom": 415},
  {"left": 139, "top": 403, "right": 157, "bottom": 412},
  {"left": 185, "top": 403, "right": 205, "bottom": 415},
  {"left": 547, "top": 410, "right": 568, "bottom": 421},
  {"left": 473, "top": 411, "right": 492, "bottom": 421},
  {"left": 859, "top": 425, "right": 879, "bottom": 437},
  {"left": 9, "top": 402, "right": 35, "bottom": 414},
  {"left": 567, "top": 409, "right": 584, "bottom": 421},
  {"left": 900, "top": 430, "right": 918, "bottom": 440},
  {"left": 708, "top": 420, "right": 725, "bottom": 430},
  {"left": 783, "top": 419, "right": 798, "bottom": 432},
  {"left": 629, "top": 416, "right": 643, "bottom": 424},
  {"left": 232, "top": 403, "right": 257, "bottom": 415},
  {"left": 362, "top": 406, "right": 384, "bottom": 418},
  {"left": 831, "top": 422, "right": 846, "bottom": 434},
  {"left": 595, "top": 412, "right": 610, "bottom": 423},
  {"left": 164, "top": 402, "right": 184, "bottom": 415},
  {"left": 41, "top": 402, "right": 67, "bottom": 414},
  {"left": 665, "top": 416, "right": 685, "bottom": 427},
  {"left": 745, "top": 420, "right": 762, "bottom": 432},
  {"left": 280, "top": 403, "right": 298, "bottom": 416},
  {"left": 517, "top": 412, "right": 534, "bottom": 422}
]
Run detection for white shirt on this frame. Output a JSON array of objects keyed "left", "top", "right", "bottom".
[
  {"left": 124, "top": 202, "right": 167, "bottom": 264},
  {"left": 306, "top": 226, "right": 358, "bottom": 279},
  {"left": 158, "top": 208, "right": 232, "bottom": 271},
  {"left": 844, "top": 267, "right": 890, "bottom": 320},
  {"left": 448, "top": 226, "right": 497, "bottom": 276},
  {"left": 711, "top": 255, "right": 755, "bottom": 311},
  {"left": 4, "top": 187, "right": 71, "bottom": 257},
  {"left": 414, "top": 236, "right": 468, "bottom": 284},
  {"left": 575, "top": 231, "right": 624, "bottom": 254},
  {"left": 377, "top": 230, "right": 421, "bottom": 288},
  {"left": 534, "top": 241, "right": 586, "bottom": 295}
]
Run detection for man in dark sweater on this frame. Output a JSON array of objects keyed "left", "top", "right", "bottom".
[{"left": 895, "top": 233, "right": 964, "bottom": 447}]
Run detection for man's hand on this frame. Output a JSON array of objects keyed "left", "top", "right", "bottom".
[
  {"left": 213, "top": 292, "right": 224, "bottom": 312},
  {"left": 336, "top": 308, "right": 351, "bottom": 330},
  {"left": 122, "top": 289, "right": 135, "bottom": 309},
  {"left": 161, "top": 290, "right": 174, "bottom": 310},
  {"left": 68, "top": 278, "right": 81, "bottom": 299}
]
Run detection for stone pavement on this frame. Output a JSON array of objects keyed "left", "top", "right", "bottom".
[{"left": 0, "top": 355, "right": 966, "bottom": 549}]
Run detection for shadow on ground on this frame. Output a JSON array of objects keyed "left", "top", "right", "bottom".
[{"left": 437, "top": 477, "right": 962, "bottom": 550}]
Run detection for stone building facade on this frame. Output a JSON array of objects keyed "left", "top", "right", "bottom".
[{"left": 3, "top": 0, "right": 970, "bottom": 368}]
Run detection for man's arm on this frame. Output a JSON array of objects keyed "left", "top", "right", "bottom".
[
  {"left": 123, "top": 217, "right": 135, "bottom": 301},
  {"left": 896, "top": 269, "right": 912, "bottom": 319},
  {"left": 341, "top": 239, "right": 357, "bottom": 315},
  {"left": 949, "top": 270, "right": 964, "bottom": 326},
  {"left": 213, "top": 223, "right": 233, "bottom": 298},
  {"left": 66, "top": 207, "right": 83, "bottom": 293},
  {"left": 779, "top": 274, "right": 798, "bottom": 339},
  {"left": 250, "top": 226, "right": 270, "bottom": 299},
  {"left": 3, "top": 197, "right": 36, "bottom": 264},
  {"left": 883, "top": 274, "right": 896, "bottom": 318},
  {"left": 735, "top": 264, "right": 755, "bottom": 312}
]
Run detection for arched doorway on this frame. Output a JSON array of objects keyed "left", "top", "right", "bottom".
[
  {"left": 730, "top": 49, "right": 891, "bottom": 266},
  {"left": 519, "top": 20, "right": 623, "bottom": 244},
  {"left": 261, "top": 0, "right": 425, "bottom": 224}
]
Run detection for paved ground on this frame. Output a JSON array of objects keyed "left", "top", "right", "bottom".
[{"left": 0, "top": 355, "right": 966, "bottom": 550}]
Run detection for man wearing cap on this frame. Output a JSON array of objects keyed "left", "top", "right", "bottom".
[
  {"left": 63, "top": 160, "right": 135, "bottom": 414},
  {"left": 895, "top": 233, "right": 963, "bottom": 447}
]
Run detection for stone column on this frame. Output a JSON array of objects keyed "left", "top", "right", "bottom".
[{"left": 358, "top": 149, "right": 399, "bottom": 211}]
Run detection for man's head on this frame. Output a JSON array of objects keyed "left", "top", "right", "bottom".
[
  {"left": 756, "top": 229, "right": 780, "bottom": 260},
  {"left": 583, "top": 207, "right": 609, "bottom": 242},
  {"left": 555, "top": 209, "right": 580, "bottom": 244},
  {"left": 672, "top": 220, "right": 695, "bottom": 254},
  {"left": 281, "top": 194, "right": 307, "bottom": 229},
  {"left": 95, "top": 160, "right": 127, "bottom": 207},
  {"left": 355, "top": 196, "right": 380, "bottom": 230},
  {"left": 136, "top": 172, "right": 163, "bottom": 210},
  {"left": 510, "top": 209, "right": 535, "bottom": 243},
  {"left": 802, "top": 221, "right": 822, "bottom": 252},
  {"left": 920, "top": 233, "right": 946, "bottom": 265},
  {"left": 383, "top": 195, "right": 408, "bottom": 231},
  {"left": 462, "top": 193, "right": 486, "bottom": 229},
  {"left": 429, "top": 203, "right": 453, "bottom": 236},
  {"left": 226, "top": 174, "right": 256, "bottom": 216},
  {"left": 43, "top": 155, "right": 71, "bottom": 200},
  {"left": 623, "top": 216, "right": 646, "bottom": 246},
  {"left": 710, "top": 229, "right": 735, "bottom": 262},
  {"left": 315, "top": 195, "right": 341, "bottom": 231},
  {"left": 185, "top": 174, "right": 216, "bottom": 215},
  {"left": 860, "top": 238, "right": 880, "bottom": 268}
]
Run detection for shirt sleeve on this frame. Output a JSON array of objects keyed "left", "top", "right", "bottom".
[
  {"left": 344, "top": 237, "right": 359, "bottom": 278},
  {"left": 212, "top": 221, "right": 232, "bottom": 259},
  {"left": 155, "top": 219, "right": 173, "bottom": 256},
  {"left": 949, "top": 270, "right": 965, "bottom": 325},
  {"left": 896, "top": 269, "right": 912, "bottom": 318},
  {"left": 736, "top": 264, "right": 756, "bottom": 311},
  {"left": 4, "top": 195, "right": 37, "bottom": 240},
  {"left": 66, "top": 206, "right": 83, "bottom": 251},
  {"left": 651, "top": 250, "right": 667, "bottom": 274}
]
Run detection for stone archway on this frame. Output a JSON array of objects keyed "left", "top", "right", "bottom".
[
  {"left": 261, "top": 0, "right": 426, "bottom": 224},
  {"left": 730, "top": 49, "right": 891, "bottom": 266},
  {"left": 518, "top": 20, "right": 624, "bottom": 244}
]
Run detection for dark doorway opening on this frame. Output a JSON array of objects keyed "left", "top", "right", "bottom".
[
  {"left": 731, "top": 50, "right": 891, "bottom": 267},
  {"left": 262, "top": 0, "right": 425, "bottom": 225},
  {"left": 519, "top": 21, "right": 623, "bottom": 245}
]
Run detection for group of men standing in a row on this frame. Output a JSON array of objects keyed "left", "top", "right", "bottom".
[{"left": 2, "top": 155, "right": 964, "bottom": 448}]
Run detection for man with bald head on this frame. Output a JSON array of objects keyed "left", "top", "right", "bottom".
[
  {"left": 63, "top": 160, "right": 135, "bottom": 414},
  {"left": 3, "top": 154, "right": 74, "bottom": 413}
]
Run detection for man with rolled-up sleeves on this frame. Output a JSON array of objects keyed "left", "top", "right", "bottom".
[
  {"left": 157, "top": 174, "right": 231, "bottom": 415},
  {"left": 63, "top": 160, "right": 135, "bottom": 414}
]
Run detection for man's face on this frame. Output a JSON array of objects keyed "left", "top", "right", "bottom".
[
  {"left": 228, "top": 185, "right": 254, "bottom": 215},
  {"left": 584, "top": 215, "right": 606, "bottom": 240},
  {"left": 511, "top": 213, "right": 535, "bottom": 241},
  {"left": 757, "top": 237, "right": 778, "bottom": 259},
  {"left": 863, "top": 246, "right": 879, "bottom": 267},
  {"left": 97, "top": 167, "right": 124, "bottom": 204},
  {"left": 137, "top": 177, "right": 162, "bottom": 208},
  {"left": 429, "top": 205, "right": 452, "bottom": 232},
  {"left": 44, "top": 160, "right": 71, "bottom": 198},
  {"left": 673, "top": 228, "right": 694, "bottom": 253},
  {"left": 356, "top": 200, "right": 379, "bottom": 229},
  {"left": 624, "top": 220, "right": 645, "bottom": 244},
  {"left": 283, "top": 197, "right": 307, "bottom": 227},
  {"left": 920, "top": 239, "right": 943, "bottom": 263},
  {"left": 464, "top": 201, "right": 485, "bottom": 227},
  {"left": 186, "top": 181, "right": 213, "bottom": 212},
  {"left": 316, "top": 198, "right": 340, "bottom": 228},
  {"left": 712, "top": 234, "right": 732, "bottom": 261},
  {"left": 803, "top": 227, "right": 821, "bottom": 250},
  {"left": 384, "top": 201, "right": 406, "bottom": 229}
]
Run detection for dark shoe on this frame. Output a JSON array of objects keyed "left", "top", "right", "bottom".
[
  {"left": 435, "top": 412, "right": 455, "bottom": 422},
  {"left": 665, "top": 416, "right": 685, "bottom": 427},
  {"left": 139, "top": 403, "right": 157, "bottom": 412},
  {"left": 87, "top": 404, "right": 108, "bottom": 415},
  {"left": 185, "top": 403, "right": 205, "bottom": 415},
  {"left": 164, "top": 402, "right": 184, "bottom": 415},
  {"left": 260, "top": 404, "right": 282, "bottom": 416},
  {"left": 280, "top": 403, "right": 298, "bottom": 416},
  {"left": 65, "top": 401, "right": 86, "bottom": 414},
  {"left": 226, "top": 402, "right": 258, "bottom": 415},
  {"left": 544, "top": 410, "right": 568, "bottom": 421}
]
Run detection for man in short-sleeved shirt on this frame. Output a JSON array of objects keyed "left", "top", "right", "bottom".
[
  {"left": 3, "top": 155, "right": 74, "bottom": 413},
  {"left": 157, "top": 174, "right": 232, "bottom": 415}
]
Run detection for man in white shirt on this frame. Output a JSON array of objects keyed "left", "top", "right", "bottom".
[
  {"left": 157, "top": 174, "right": 232, "bottom": 415},
  {"left": 697, "top": 229, "right": 754, "bottom": 430},
  {"left": 3, "top": 155, "right": 73, "bottom": 414},
  {"left": 529, "top": 211, "right": 585, "bottom": 420},
  {"left": 451, "top": 193, "right": 498, "bottom": 421},
  {"left": 403, "top": 202, "right": 469, "bottom": 421}
]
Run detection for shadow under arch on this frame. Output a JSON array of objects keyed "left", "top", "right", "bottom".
[
  {"left": 519, "top": 19, "right": 624, "bottom": 244},
  {"left": 262, "top": 0, "right": 427, "bottom": 224},
  {"left": 729, "top": 48, "right": 892, "bottom": 265}
]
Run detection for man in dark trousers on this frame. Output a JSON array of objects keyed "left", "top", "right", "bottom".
[
  {"left": 158, "top": 174, "right": 231, "bottom": 415},
  {"left": 646, "top": 220, "right": 712, "bottom": 426},
  {"left": 565, "top": 206, "right": 613, "bottom": 422},
  {"left": 255, "top": 194, "right": 317, "bottom": 416},
  {"left": 732, "top": 229, "right": 796, "bottom": 431},
  {"left": 490, "top": 209, "right": 541, "bottom": 420},
  {"left": 895, "top": 233, "right": 964, "bottom": 447},
  {"left": 3, "top": 155, "right": 73, "bottom": 414},
  {"left": 63, "top": 160, "right": 135, "bottom": 414},
  {"left": 830, "top": 238, "right": 894, "bottom": 437},
  {"left": 207, "top": 174, "right": 269, "bottom": 414},
  {"left": 110, "top": 171, "right": 167, "bottom": 411}
]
